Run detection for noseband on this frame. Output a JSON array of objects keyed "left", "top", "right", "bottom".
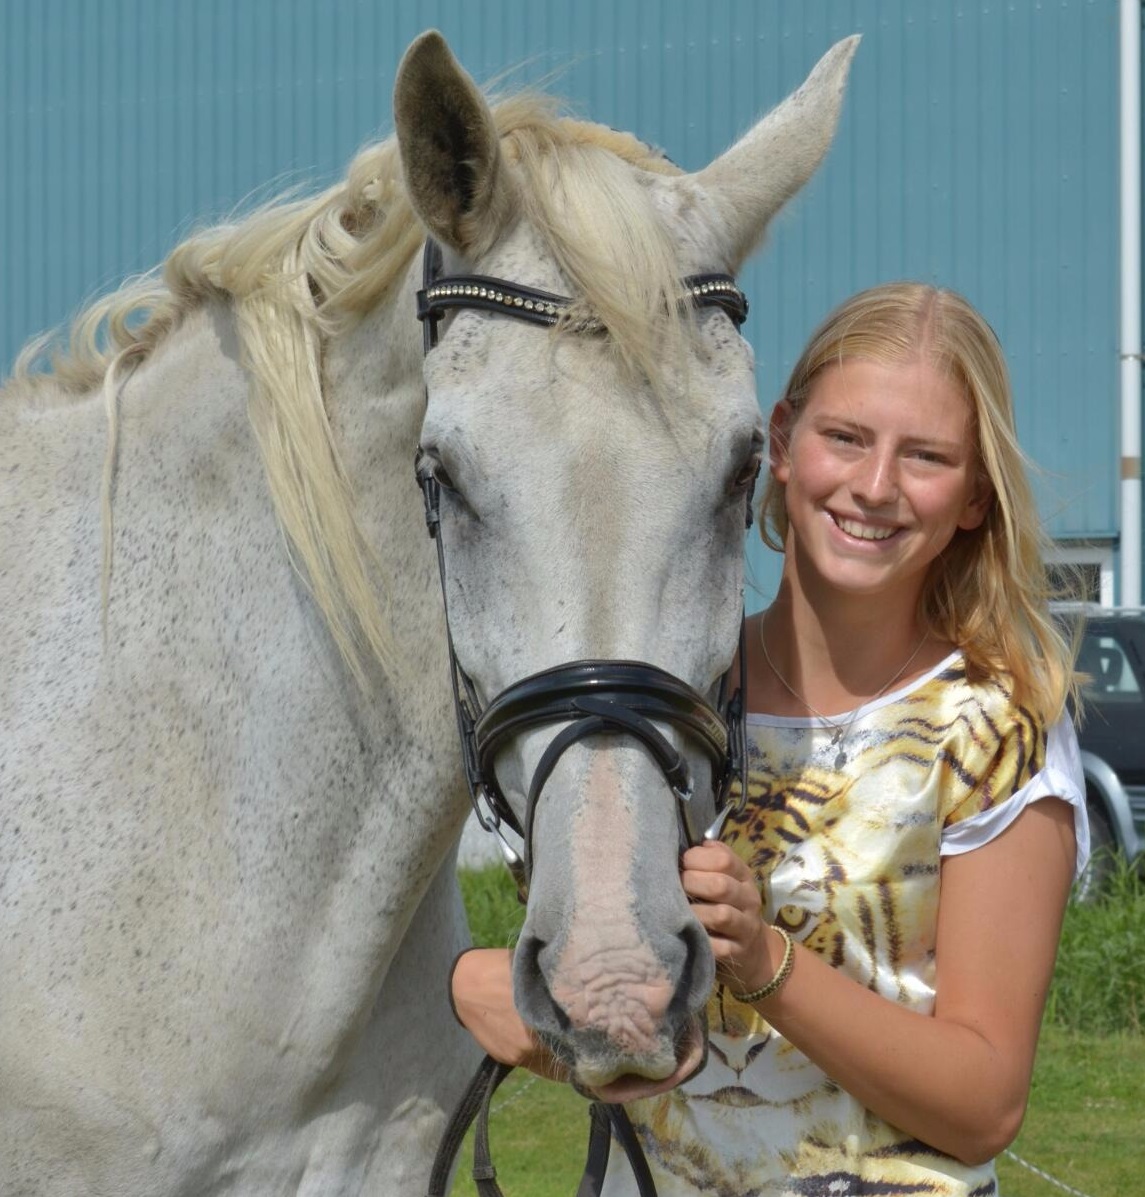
[{"left": 414, "top": 240, "right": 752, "bottom": 894}]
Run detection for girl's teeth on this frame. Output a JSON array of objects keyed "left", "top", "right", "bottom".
[{"left": 837, "top": 517, "right": 895, "bottom": 541}]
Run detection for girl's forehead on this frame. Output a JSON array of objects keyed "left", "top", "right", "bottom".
[{"left": 805, "top": 356, "right": 972, "bottom": 418}]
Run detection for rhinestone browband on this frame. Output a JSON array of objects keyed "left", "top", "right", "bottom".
[{"left": 416, "top": 272, "right": 749, "bottom": 332}]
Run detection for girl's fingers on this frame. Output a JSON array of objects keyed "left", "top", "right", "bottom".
[
  {"left": 680, "top": 840, "right": 747, "bottom": 877},
  {"left": 690, "top": 899, "right": 753, "bottom": 936},
  {"left": 680, "top": 842, "right": 771, "bottom": 980},
  {"left": 682, "top": 867, "right": 762, "bottom": 913}
]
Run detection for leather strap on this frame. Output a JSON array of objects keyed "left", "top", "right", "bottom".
[
  {"left": 427, "top": 1055, "right": 660, "bottom": 1197},
  {"left": 577, "top": 1103, "right": 660, "bottom": 1197},
  {"left": 474, "top": 659, "right": 734, "bottom": 841},
  {"left": 428, "top": 1055, "right": 514, "bottom": 1197}
]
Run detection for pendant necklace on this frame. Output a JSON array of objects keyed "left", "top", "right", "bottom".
[{"left": 759, "top": 623, "right": 929, "bottom": 769}]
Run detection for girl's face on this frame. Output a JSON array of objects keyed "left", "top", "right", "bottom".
[{"left": 770, "top": 356, "right": 991, "bottom": 608}]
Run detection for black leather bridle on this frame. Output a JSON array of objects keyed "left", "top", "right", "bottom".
[
  {"left": 415, "top": 239, "right": 753, "bottom": 894},
  {"left": 414, "top": 238, "right": 756, "bottom": 1197}
]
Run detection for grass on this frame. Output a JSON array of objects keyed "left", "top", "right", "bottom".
[
  {"left": 458, "top": 864, "right": 528, "bottom": 951},
  {"left": 442, "top": 1030, "right": 1145, "bottom": 1197},
  {"left": 455, "top": 864, "right": 1145, "bottom": 1196},
  {"left": 1047, "top": 855, "right": 1145, "bottom": 1035},
  {"left": 996, "top": 1025, "right": 1145, "bottom": 1197},
  {"left": 448, "top": 1073, "right": 592, "bottom": 1197}
]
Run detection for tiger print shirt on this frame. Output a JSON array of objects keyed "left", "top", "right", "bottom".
[{"left": 613, "top": 653, "right": 1087, "bottom": 1197}]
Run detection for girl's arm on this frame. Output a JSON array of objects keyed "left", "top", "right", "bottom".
[{"left": 681, "top": 797, "right": 1076, "bottom": 1165}]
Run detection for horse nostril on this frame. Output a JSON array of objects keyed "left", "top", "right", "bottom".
[
  {"left": 512, "top": 932, "right": 570, "bottom": 1036},
  {"left": 669, "top": 918, "right": 716, "bottom": 1020}
]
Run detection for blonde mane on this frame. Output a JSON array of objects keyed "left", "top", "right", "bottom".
[{"left": 8, "top": 93, "right": 691, "bottom": 687}]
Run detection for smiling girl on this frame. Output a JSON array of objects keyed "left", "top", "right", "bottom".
[
  {"left": 663, "top": 281, "right": 1089, "bottom": 1196},
  {"left": 451, "top": 283, "right": 1088, "bottom": 1197}
]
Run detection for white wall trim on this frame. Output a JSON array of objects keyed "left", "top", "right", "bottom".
[{"left": 1047, "top": 543, "right": 1117, "bottom": 607}]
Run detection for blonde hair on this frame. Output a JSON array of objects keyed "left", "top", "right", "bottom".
[
  {"left": 760, "top": 282, "right": 1080, "bottom": 723},
  {"left": 8, "top": 93, "right": 691, "bottom": 687}
]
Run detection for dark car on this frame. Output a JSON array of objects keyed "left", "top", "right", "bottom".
[{"left": 1064, "top": 607, "right": 1145, "bottom": 898}]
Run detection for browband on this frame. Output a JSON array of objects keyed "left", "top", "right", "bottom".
[{"left": 417, "top": 247, "right": 749, "bottom": 337}]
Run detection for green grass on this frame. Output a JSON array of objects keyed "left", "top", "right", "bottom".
[
  {"left": 1049, "top": 856, "right": 1145, "bottom": 1035},
  {"left": 456, "top": 865, "right": 1145, "bottom": 1196},
  {"left": 996, "top": 1025, "right": 1145, "bottom": 1197},
  {"left": 459, "top": 864, "right": 528, "bottom": 950},
  {"left": 443, "top": 1028, "right": 1145, "bottom": 1197},
  {"left": 448, "top": 1073, "right": 593, "bottom": 1197}
]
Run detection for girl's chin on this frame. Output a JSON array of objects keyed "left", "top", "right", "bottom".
[{"left": 801, "top": 565, "right": 929, "bottom": 607}]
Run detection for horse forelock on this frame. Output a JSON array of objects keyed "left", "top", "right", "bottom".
[{"left": 499, "top": 108, "right": 700, "bottom": 397}]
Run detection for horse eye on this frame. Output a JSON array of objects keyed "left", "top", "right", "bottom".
[
  {"left": 417, "top": 449, "right": 458, "bottom": 493},
  {"left": 433, "top": 461, "right": 458, "bottom": 492},
  {"left": 731, "top": 439, "right": 764, "bottom": 494}
]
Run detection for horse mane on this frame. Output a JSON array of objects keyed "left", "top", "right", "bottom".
[{"left": 8, "top": 92, "right": 691, "bottom": 687}]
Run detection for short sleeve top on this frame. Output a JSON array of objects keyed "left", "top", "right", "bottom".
[{"left": 615, "top": 653, "right": 1086, "bottom": 1197}]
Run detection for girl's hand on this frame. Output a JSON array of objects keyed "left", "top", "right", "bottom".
[
  {"left": 450, "top": 947, "right": 570, "bottom": 1082},
  {"left": 680, "top": 840, "right": 785, "bottom": 996}
]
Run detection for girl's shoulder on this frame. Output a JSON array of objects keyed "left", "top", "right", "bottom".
[{"left": 909, "top": 653, "right": 1040, "bottom": 738}]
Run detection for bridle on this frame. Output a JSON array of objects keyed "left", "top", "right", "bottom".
[
  {"left": 414, "top": 238, "right": 756, "bottom": 1197},
  {"left": 415, "top": 239, "right": 754, "bottom": 896}
]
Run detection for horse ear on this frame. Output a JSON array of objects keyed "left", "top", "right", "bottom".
[
  {"left": 694, "top": 36, "right": 860, "bottom": 271},
  {"left": 394, "top": 30, "right": 515, "bottom": 259}
]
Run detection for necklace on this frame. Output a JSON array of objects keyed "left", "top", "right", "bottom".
[{"left": 758, "top": 623, "right": 929, "bottom": 769}]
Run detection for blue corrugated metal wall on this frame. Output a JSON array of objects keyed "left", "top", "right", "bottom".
[{"left": 0, "top": 1, "right": 1126, "bottom": 603}]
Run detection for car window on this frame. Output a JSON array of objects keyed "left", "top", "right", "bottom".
[{"left": 1078, "top": 632, "right": 1143, "bottom": 703}]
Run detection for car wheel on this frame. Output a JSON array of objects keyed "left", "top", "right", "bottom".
[{"left": 1075, "top": 794, "right": 1117, "bottom": 903}]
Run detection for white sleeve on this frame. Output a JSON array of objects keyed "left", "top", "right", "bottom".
[{"left": 939, "top": 715, "right": 1090, "bottom": 880}]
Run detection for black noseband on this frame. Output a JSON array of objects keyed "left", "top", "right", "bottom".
[{"left": 476, "top": 658, "right": 733, "bottom": 825}]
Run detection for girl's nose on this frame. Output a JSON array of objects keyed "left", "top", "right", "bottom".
[{"left": 850, "top": 450, "right": 899, "bottom": 506}]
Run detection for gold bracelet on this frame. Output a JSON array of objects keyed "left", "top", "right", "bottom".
[{"left": 730, "top": 925, "right": 795, "bottom": 1004}]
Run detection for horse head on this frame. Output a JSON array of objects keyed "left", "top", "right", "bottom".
[{"left": 393, "top": 30, "right": 857, "bottom": 1102}]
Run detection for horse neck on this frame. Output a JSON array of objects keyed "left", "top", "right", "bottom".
[
  {"left": 324, "top": 256, "right": 429, "bottom": 563},
  {"left": 134, "top": 282, "right": 460, "bottom": 850}
]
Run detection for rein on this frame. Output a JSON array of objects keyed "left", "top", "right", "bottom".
[{"left": 414, "top": 238, "right": 754, "bottom": 1196}]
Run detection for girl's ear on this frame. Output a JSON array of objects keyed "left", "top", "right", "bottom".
[
  {"left": 769, "top": 400, "right": 796, "bottom": 483},
  {"left": 958, "top": 477, "right": 994, "bottom": 532}
]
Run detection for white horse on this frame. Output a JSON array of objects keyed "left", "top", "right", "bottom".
[{"left": 0, "top": 30, "right": 856, "bottom": 1196}]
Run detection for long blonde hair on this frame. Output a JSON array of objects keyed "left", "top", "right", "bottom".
[{"left": 760, "top": 282, "right": 1079, "bottom": 723}]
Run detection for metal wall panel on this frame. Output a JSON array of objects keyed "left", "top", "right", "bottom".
[{"left": 0, "top": 1, "right": 1125, "bottom": 603}]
